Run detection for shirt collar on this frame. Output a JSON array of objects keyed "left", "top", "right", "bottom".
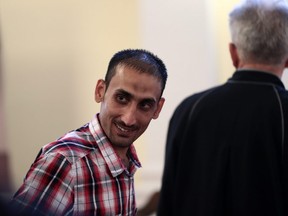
[
  {"left": 229, "top": 70, "right": 285, "bottom": 89},
  {"left": 89, "top": 114, "right": 141, "bottom": 177}
]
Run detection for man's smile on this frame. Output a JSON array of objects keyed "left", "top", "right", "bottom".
[{"left": 115, "top": 123, "right": 129, "bottom": 132}]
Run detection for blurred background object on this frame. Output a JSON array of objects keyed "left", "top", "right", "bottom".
[
  {"left": 0, "top": 30, "right": 12, "bottom": 201},
  {"left": 137, "top": 191, "right": 160, "bottom": 216}
]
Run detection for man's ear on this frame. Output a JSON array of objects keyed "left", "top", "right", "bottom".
[
  {"left": 95, "top": 79, "right": 106, "bottom": 103},
  {"left": 152, "top": 97, "right": 165, "bottom": 119},
  {"left": 229, "top": 43, "right": 240, "bottom": 68}
]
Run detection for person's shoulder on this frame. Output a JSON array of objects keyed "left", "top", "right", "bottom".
[
  {"left": 42, "top": 123, "right": 97, "bottom": 163},
  {"left": 170, "top": 86, "right": 222, "bottom": 123},
  {"left": 178, "top": 86, "right": 220, "bottom": 109}
]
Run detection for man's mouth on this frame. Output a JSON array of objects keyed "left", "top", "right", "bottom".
[{"left": 115, "top": 123, "right": 130, "bottom": 132}]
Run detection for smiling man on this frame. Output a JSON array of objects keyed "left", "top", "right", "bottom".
[{"left": 10, "top": 49, "right": 167, "bottom": 216}]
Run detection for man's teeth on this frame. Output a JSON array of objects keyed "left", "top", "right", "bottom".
[{"left": 116, "top": 124, "right": 129, "bottom": 132}]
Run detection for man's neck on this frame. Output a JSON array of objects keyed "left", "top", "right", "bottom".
[{"left": 113, "top": 145, "right": 130, "bottom": 167}]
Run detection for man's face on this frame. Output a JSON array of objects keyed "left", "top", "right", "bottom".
[{"left": 95, "top": 65, "right": 165, "bottom": 151}]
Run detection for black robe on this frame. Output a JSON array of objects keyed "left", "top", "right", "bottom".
[{"left": 157, "top": 71, "right": 288, "bottom": 216}]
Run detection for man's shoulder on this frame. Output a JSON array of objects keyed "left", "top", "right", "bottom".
[
  {"left": 178, "top": 85, "right": 221, "bottom": 110},
  {"left": 42, "top": 123, "right": 97, "bottom": 163}
]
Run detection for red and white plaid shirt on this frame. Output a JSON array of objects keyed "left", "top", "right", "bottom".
[{"left": 11, "top": 114, "right": 141, "bottom": 216}]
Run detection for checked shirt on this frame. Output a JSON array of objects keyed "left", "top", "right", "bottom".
[{"left": 10, "top": 114, "right": 141, "bottom": 215}]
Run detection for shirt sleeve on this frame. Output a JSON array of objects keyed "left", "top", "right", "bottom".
[{"left": 10, "top": 152, "right": 74, "bottom": 216}]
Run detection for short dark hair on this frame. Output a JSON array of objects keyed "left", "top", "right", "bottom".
[{"left": 105, "top": 49, "right": 168, "bottom": 97}]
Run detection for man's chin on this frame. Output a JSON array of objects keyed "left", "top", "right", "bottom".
[{"left": 111, "top": 137, "right": 133, "bottom": 148}]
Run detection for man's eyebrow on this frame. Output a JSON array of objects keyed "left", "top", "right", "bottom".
[
  {"left": 142, "top": 98, "right": 156, "bottom": 104},
  {"left": 115, "top": 89, "right": 131, "bottom": 96},
  {"left": 116, "top": 89, "right": 157, "bottom": 103}
]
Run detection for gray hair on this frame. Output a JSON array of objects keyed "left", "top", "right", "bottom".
[{"left": 229, "top": 0, "right": 288, "bottom": 65}]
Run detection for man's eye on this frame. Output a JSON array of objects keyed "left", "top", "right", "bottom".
[
  {"left": 116, "top": 95, "right": 128, "bottom": 103},
  {"left": 140, "top": 102, "right": 153, "bottom": 111}
]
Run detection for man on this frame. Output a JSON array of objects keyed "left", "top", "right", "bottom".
[
  {"left": 157, "top": 0, "right": 288, "bottom": 215},
  {"left": 10, "top": 49, "right": 167, "bottom": 215}
]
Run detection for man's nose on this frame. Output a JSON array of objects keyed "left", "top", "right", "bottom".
[{"left": 121, "top": 104, "right": 137, "bottom": 126}]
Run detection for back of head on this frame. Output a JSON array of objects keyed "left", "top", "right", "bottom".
[
  {"left": 229, "top": 0, "right": 288, "bottom": 65},
  {"left": 105, "top": 49, "right": 168, "bottom": 97}
]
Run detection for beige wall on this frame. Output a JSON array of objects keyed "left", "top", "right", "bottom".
[
  {"left": 207, "top": 0, "right": 238, "bottom": 82},
  {"left": 1, "top": 0, "right": 247, "bottom": 208}
]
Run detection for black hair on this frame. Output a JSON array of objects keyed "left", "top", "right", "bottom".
[{"left": 105, "top": 49, "right": 168, "bottom": 96}]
